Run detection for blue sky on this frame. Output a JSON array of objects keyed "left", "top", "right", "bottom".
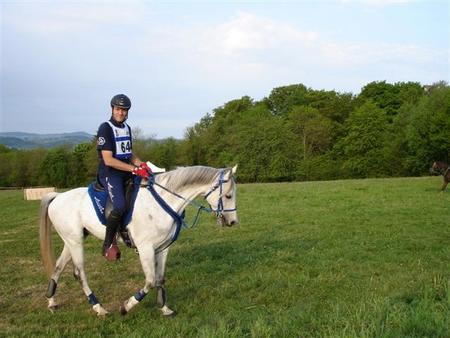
[{"left": 1, "top": 0, "right": 449, "bottom": 138}]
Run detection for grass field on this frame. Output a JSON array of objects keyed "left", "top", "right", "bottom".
[{"left": 0, "top": 176, "right": 449, "bottom": 337}]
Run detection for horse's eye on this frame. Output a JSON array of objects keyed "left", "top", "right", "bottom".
[{"left": 225, "top": 194, "right": 232, "bottom": 199}]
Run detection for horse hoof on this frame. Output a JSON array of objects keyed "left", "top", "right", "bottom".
[
  {"left": 96, "top": 310, "right": 109, "bottom": 317},
  {"left": 119, "top": 304, "right": 128, "bottom": 316},
  {"left": 48, "top": 305, "right": 59, "bottom": 313}
]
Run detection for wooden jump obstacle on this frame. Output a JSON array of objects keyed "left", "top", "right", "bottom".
[{"left": 24, "top": 187, "right": 56, "bottom": 200}]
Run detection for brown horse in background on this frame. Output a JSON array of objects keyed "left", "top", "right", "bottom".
[{"left": 430, "top": 161, "right": 450, "bottom": 191}]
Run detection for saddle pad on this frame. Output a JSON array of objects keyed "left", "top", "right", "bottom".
[{"left": 87, "top": 176, "right": 142, "bottom": 226}]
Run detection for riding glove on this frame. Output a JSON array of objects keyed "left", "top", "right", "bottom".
[
  {"left": 139, "top": 162, "right": 153, "bottom": 174},
  {"left": 133, "top": 166, "right": 150, "bottom": 178}
]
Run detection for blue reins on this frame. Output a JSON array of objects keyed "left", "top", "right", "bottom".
[{"left": 142, "top": 169, "right": 236, "bottom": 252}]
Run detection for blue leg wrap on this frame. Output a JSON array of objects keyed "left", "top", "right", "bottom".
[
  {"left": 134, "top": 290, "right": 147, "bottom": 302},
  {"left": 88, "top": 293, "right": 99, "bottom": 305}
]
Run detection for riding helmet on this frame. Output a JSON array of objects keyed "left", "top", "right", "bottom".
[{"left": 110, "top": 94, "right": 131, "bottom": 109}]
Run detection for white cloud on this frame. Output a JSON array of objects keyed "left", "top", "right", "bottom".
[
  {"left": 131, "top": 9, "right": 447, "bottom": 97},
  {"left": 4, "top": 3, "right": 147, "bottom": 35},
  {"left": 167, "top": 11, "right": 445, "bottom": 84},
  {"left": 198, "top": 11, "right": 318, "bottom": 56}
]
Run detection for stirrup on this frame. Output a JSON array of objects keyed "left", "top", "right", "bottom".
[{"left": 146, "top": 161, "right": 166, "bottom": 173}]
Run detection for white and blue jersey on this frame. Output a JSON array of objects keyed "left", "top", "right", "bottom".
[
  {"left": 106, "top": 120, "right": 132, "bottom": 161},
  {"left": 96, "top": 118, "right": 133, "bottom": 179}
]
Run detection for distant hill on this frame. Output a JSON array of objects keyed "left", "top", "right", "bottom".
[{"left": 0, "top": 132, "right": 94, "bottom": 149}]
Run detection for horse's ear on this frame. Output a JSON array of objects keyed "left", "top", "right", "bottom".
[
  {"left": 223, "top": 165, "right": 238, "bottom": 181},
  {"left": 231, "top": 164, "right": 238, "bottom": 175}
]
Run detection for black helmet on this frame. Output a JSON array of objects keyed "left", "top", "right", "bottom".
[{"left": 110, "top": 94, "right": 131, "bottom": 109}]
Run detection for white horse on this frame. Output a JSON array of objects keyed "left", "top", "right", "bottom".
[{"left": 40, "top": 165, "right": 238, "bottom": 316}]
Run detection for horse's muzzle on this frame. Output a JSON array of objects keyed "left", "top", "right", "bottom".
[{"left": 216, "top": 214, "right": 237, "bottom": 227}]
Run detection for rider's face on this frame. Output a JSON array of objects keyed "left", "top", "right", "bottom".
[{"left": 112, "top": 106, "right": 129, "bottom": 123}]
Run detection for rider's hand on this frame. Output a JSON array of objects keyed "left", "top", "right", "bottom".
[
  {"left": 133, "top": 166, "right": 150, "bottom": 178},
  {"left": 139, "top": 162, "right": 152, "bottom": 174}
]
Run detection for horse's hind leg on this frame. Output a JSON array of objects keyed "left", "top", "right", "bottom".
[
  {"left": 46, "top": 244, "right": 72, "bottom": 311},
  {"left": 73, "top": 230, "right": 90, "bottom": 281}
]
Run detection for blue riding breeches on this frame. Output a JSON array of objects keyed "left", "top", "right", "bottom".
[{"left": 99, "top": 175, "right": 127, "bottom": 216}]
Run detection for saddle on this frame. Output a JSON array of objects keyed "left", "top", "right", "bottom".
[{"left": 88, "top": 176, "right": 142, "bottom": 248}]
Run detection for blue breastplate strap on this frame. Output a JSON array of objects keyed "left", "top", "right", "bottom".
[{"left": 146, "top": 176, "right": 183, "bottom": 252}]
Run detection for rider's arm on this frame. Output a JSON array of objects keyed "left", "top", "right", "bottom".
[
  {"left": 102, "top": 150, "right": 136, "bottom": 172},
  {"left": 97, "top": 122, "right": 141, "bottom": 172}
]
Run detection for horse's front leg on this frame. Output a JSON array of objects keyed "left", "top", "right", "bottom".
[
  {"left": 155, "top": 248, "right": 176, "bottom": 316},
  {"left": 120, "top": 245, "right": 156, "bottom": 315}
]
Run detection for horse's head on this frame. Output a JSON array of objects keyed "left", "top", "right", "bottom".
[
  {"left": 204, "top": 165, "right": 238, "bottom": 227},
  {"left": 430, "top": 161, "right": 448, "bottom": 175}
]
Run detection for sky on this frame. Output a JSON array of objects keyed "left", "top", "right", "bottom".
[{"left": 1, "top": 0, "right": 449, "bottom": 139}]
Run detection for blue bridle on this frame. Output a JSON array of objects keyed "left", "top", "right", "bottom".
[
  {"left": 204, "top": 170, "right": 237, "bottom": 218},
  {"left": 143, "top": 169, "right": 237, "bottom": 252}
]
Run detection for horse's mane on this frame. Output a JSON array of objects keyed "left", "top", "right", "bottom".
[{"left": 155, "top": 166, "right": 221, "bottom": 191}]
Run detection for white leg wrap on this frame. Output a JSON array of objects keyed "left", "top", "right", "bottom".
[
  {"left": 92, "top": 303, "right": 109, "bottom": 316},
  {"left": 160, "top": 305, "right": 175, "bottom": 316},
  {"left": 47, "top": 297, "right": 58, "bottom": 311},
  {"left": 124, "top": 296, "right": 140, "bottom": 312}
]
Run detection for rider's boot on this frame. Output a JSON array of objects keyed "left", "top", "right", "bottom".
[{"left": 102, "top": 210, "right": 122, "bottom": 261}]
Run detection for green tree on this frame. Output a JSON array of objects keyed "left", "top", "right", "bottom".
[
  {"left": 265, "top": 84, "right": 309, "bottom": 116},
  {"left": 336, "top": 101, "right": 390, "bottom": 178},
  {"left": 181, "top": 113, "right": 213, "bottom": 165},
  {"left": 0, "top": 146, "right": 13, "bottom": 186},
  {"left": 286, "top": 106, "right": 334, "bottom": 180},
  {"left": 40, "top": 147, "right": 71, "bottom": 188},
  {"left": 149, "top": 137, "right": 181, "bottom": 170},
  {"left": 24, "top": 148, "right": 47, "bottom": 186},
  {"left": 404, "top": 83, "right": 450, "bottom": 174},
  {"left": 358, "top": 81, "right": 424, "bottom": 119},
  {"left": 206, "top": 97, "right": 255, "bottom": 167},
  {"left": 306, "top": 89, "right": 355, "bottom": 123},
  {"left": 69, "top": 142, "right": 95, "bottom": 186},
  {"left": 234, "top": 106, "right": 296, "bottom": 182}
]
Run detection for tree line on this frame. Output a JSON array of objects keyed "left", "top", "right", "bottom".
[{"left": 1, "top": 80, "right": 449, "bottom": 188}]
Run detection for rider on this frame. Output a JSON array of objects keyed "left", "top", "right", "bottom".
[{"left": 96, "top": 94, "right": 151, "bottom": 261}]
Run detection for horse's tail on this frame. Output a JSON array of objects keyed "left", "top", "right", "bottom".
[{"left": 39, "top": 192, "right": 58, "bottom": 278}]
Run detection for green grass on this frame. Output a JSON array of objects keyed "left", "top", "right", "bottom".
[{"left": 0, "top": 176, "right": 449, "bottom": 337}]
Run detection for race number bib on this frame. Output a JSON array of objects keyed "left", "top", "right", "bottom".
[{"left": 107, "top": 121, "right": 132, "bottom": 160}]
